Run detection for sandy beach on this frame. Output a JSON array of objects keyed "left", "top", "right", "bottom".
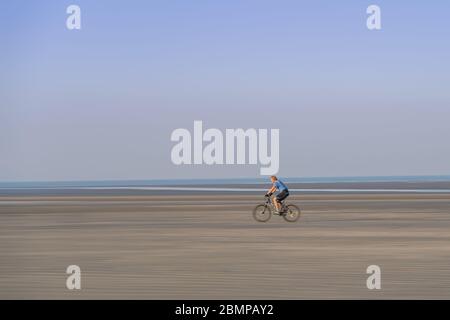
[{"left": 1, "top": 187, "right": 450, "bottom": 299}]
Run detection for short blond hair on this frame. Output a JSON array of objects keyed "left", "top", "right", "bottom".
[{"left": 270, "top": 176, "right": 277, "bottom": 180}]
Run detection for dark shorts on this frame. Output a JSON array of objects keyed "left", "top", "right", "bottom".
[{"left": 276, "top": 190, "right": 289, "bottom": 202}]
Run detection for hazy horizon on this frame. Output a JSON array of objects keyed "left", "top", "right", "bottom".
[{"left": 2, "top": 174, "right": 450, "bottom": 186}]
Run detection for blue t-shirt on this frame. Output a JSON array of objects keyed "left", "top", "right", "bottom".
[{"left": 274, "top": 180, "right": 288, "bottom": 192}]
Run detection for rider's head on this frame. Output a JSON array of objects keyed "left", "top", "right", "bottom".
[{"left": 270, "top": 176, "right": 277, "bottom": 183}]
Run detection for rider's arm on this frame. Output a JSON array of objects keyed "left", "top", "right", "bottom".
[{"left": 267, "top": 185, "right": 276, "bottom": 195}]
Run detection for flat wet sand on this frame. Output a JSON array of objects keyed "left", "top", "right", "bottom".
[{"left": 1, "top": 193, "right": 450, "bottom": 299}]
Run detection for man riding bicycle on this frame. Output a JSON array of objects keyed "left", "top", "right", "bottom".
[{"left": 265, "top": 176, "right": 289, "bottom": 214}]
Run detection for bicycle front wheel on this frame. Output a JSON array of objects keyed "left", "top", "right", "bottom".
[
  {"left": 283, "top": 204, "right": 301, "bottom": 222},
  {"left": 253, "top": 204, "right": 272, "bottom": 222}
]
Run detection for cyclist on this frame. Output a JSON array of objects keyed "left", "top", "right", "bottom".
[{"left": 265, "top": 176, "right": 289, "bottom": 213}]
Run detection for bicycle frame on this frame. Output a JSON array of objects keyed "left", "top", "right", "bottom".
[{"left": 264, "top": 196, "right": 287, "bottom": 213}]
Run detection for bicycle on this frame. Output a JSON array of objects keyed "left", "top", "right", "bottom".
[{"left": 252, "top": 195, "right": 301, "bottom": 222}]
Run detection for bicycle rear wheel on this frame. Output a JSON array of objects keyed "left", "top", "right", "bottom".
[
  {"left": 253, "top": 204, "right": 272, "bottom": 222},
  {"left": 283, "top": 204, "right": 301, "bottom": 222}
]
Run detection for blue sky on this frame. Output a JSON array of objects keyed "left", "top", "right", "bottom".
[{"left": 1, "top": 1, "right": 450, "bottom": 181}]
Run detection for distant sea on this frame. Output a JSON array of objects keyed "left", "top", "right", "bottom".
[{"left": 1, "top": 175, "right": 450, "bottom": 189}]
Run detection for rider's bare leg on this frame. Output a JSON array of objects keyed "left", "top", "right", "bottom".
[{"left": 272, "top": 197, "right": 281, "bottom": 212}]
